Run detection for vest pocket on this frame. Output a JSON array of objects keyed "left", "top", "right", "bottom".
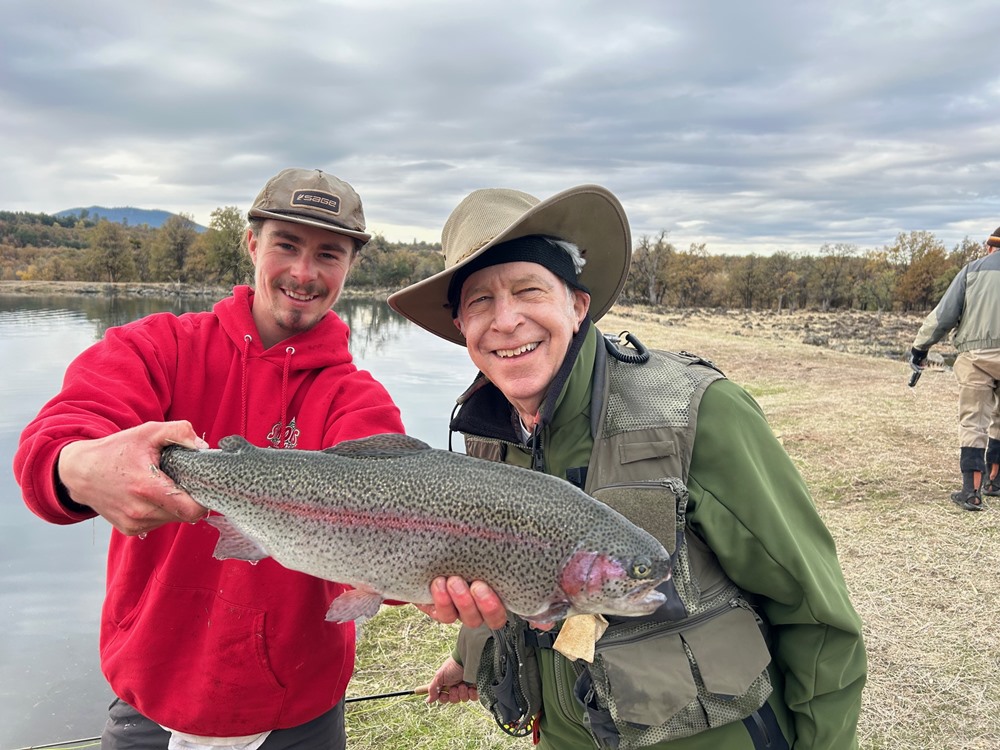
[
  {"left": 598, "top": 628, "right": 696, "bottom": 724},
  {"left": 592, "top": 482, "right": 679, "bottom": 554},
  {"left": 582, "top": 601, "right": 773, "bottom": 747}
]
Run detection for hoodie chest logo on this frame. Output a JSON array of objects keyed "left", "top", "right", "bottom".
[{"left": 267, "top": 416, "right": 300, "bottom": 449}]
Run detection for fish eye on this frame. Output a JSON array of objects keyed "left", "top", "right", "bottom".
[{"left": 631, "top": 557, "right": 653, "bottom": 579}]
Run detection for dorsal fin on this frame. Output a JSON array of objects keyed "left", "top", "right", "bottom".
[
  {"left": 323, "top": 433, "right": 432, "bottom": 459},
  {"left": 218, "top": 435, "right": 255, "bottom": 453}
]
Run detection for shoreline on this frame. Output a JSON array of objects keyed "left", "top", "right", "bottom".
[
  {"left": 0, "top": 280, "right": 389, "bottom": 300},
  {"left": 0, "top": 279, "right": 933, "bottom": 362},
  {"left": 0, "top": 280, "right": 231, "bottom": 298}
]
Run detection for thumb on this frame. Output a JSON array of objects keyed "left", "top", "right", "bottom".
[{"left": 155, "top": 420, "right": 206, "bottom": 450}]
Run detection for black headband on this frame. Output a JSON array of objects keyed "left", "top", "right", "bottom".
[{"left": 447, "top": 235, "right": 589, "bottom": 315}]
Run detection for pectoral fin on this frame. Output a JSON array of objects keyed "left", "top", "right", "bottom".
[
  {"left": 205, "top": 515, "right": 269, "bottom": 562},
  {"left": 324, "top": 588, "right": 385, "bottom": 623}
]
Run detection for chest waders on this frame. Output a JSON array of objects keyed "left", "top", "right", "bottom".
[{"left": 468, "top": 335, "right": 783, "bottom": 749}]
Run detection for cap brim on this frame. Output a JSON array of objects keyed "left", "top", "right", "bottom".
[
  {"left": 248, "top": 208, "right": 371, "bottom": 243},
  {"left": 388, "top": 184, "right": 631, "bottom": 346}
]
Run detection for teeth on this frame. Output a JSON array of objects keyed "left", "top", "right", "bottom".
[
  {"left": 285, "top": 290, "right": 314, "bottom": 301},
  {"left": 496, "top": 342, "right": 538, "bottom": 358}
]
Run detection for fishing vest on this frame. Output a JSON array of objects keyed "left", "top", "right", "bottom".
[{"left": 466, "top": 336, "right": 775, "bottom": 748}]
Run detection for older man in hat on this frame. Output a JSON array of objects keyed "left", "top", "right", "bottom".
[
  {"left": 15, "top": 168, "right": 404, "bottom": 749},
  {"left": 911, "top": 225, "right": 1000, "bottom": 511},
  {"left": 389, "top": 185, "right": 866, "bottom": 749}
]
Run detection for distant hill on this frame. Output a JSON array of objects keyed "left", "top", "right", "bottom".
[{"left": 55, "top": 206, "right": 207, "bottom": 232}]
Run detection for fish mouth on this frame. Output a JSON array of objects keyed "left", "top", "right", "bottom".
[
  {"left": 560, "top": 549, "right": 672, "bottom": 616},
  {"left": 494, "top": 341, "right": 539, "bottom": 358}
]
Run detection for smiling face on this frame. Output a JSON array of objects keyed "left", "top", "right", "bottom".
[
  {"left": 247, "top": 219, "right": 357, "bottom": 349},
  {"left": 454, "top": 261, "right": 590, "bottom": 425}
]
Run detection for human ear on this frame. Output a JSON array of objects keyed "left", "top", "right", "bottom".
[
  {"left": 246, "top": 229, "right": 258, "bottom": 264},
  {"left": 571, "top": 290, "right": 591, "bottom": 331}
]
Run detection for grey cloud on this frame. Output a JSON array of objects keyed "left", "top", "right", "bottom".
[{"left": 1, "top": 0, "right": 999, "bottom": 253}]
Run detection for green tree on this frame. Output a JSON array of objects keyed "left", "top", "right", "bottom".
[
  {"left": 185, "top": 206, "right": 250, "bottom": 285},
  {"left": 348, "top": 234, "right": 441, "bottom": 289},
  {"left": 150, "top": 214, "right": 198, "bottom": 281},
  {"left": 669, "top": 243, "right": 718, "bottom": 307},
  {"left": 84, "top": 220, "right": 137, "bottom": 282},
  {"left": 726, "top": 254, "right": 767, "bottom": 309},
  {"left": 762, "top": 251, "right": 800, "bottom": 312}
]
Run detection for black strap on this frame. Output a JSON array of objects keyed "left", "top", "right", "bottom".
[
  {"left": 523, "top": 628, "right": 559, "bottom": 650},
  {"left": 741, "top": 702, "right": 789, "bottom": 749},
  {"left": 566, "top": 466, "right": 588, "bottom": 488}
]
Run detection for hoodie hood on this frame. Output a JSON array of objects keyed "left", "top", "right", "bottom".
[{"left": 217, "top": 286, "right": 356, "bottom": 372}]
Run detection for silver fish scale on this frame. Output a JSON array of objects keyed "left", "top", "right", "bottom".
[{"left": 160, "top": 434, "right": 670, "bottom": 618}]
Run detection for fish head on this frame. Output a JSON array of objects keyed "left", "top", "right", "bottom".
[{"left": 558, "top": 548, "right": 672, "bottom": 618}]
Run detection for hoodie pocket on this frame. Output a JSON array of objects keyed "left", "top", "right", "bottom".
[{"left": 102, "top": 571, "right": 286, "bottom": 728}]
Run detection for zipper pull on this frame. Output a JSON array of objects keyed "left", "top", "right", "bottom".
[
  {"left": 732, "top": 597, "right": 765, "bottom": 627},
  {"left": 530, "top": 423, "right": 545, "bottom": 473}
]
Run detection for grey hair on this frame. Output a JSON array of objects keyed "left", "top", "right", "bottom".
[{"left": 548, "top": 238, "right": 587, "bottom": 275}]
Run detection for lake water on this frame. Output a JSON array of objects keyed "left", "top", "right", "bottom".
[{"left": 0, "top": 293, "right": 476, "bottom": 749}]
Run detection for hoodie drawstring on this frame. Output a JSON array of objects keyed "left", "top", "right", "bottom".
[
  {"left": 240, "top": 334, "right": 252, "bottom": 439},
  {"left": 279, "top": 347, "right": 294, "bottom": 448},
  {"left": 239, "top": 337, "right": 296, "bottom": 449}
]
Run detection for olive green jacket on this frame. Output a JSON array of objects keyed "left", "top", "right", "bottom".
[{"left": 451, "top": 324, "right": 867, "bottom": 749}]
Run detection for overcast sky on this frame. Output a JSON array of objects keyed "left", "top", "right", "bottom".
[{"left": 2, "top": 0, "right": 998, "bottom": 255}]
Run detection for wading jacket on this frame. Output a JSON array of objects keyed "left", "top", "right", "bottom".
[
  {"left": 913, "top": 249, "right": 1000, "bottom": 353},
  {"left": 450, "top": 322, "right": 866, "bottom": 750}
]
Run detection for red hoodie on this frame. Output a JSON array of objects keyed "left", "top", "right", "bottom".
[{"left": 14, "top": 286, "right": 405, "bottom": 736}]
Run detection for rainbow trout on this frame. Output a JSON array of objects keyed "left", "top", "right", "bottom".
[{"left": 159, "top": 433, "right": 672, "bottom": 623}]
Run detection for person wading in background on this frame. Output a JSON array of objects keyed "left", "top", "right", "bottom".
[{"left": 910, "top": 225, "right": 1000, "bottom": 512}]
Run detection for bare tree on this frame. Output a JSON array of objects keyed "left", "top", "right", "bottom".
[
  {"left": 808, "top": 243, "right": 857, "bottom": 311},
  {"left": 626, "top": 231, "right": 674, "bottom": 304}
]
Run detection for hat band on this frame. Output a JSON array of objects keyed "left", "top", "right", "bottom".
[{"left": 447, "top": 236, "right": 589, "bottom": 314}]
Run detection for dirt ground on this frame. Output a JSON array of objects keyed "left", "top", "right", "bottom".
[{"left": 615, "top": 304, "right": 950, "bottom": 362}]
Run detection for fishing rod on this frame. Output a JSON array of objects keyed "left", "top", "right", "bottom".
[
  {"left": 10, "top": 738, "right": 100, "bottom": 750},
  {"left": 346, "top": 685, "right": 429, "bottom": 702},
  {"left": 14, "top": 687, "right": 437, "bottom": 750}
]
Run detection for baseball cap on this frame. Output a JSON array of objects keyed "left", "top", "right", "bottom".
[{"left": 248, "top": 168, "right": 371, "bottom": 243}]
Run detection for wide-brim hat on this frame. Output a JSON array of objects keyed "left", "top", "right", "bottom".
[{"left": 388, "top": 184, "right": 631, "bottom": 346}]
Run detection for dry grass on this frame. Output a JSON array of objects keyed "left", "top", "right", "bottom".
[
  {"left": 344, "top": 305, "right": 999, "bottom": 750},
  {"left": 601, "top": 306, "right": 1000, "bottom": 750}
]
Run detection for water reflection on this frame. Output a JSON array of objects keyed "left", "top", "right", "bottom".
[{"left": 0, "top": 292, "right": 475, "bottom": 749}]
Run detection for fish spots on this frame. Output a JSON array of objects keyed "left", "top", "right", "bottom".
[{"left": 256, "top": 497, "right": 553, "bottom": 551}]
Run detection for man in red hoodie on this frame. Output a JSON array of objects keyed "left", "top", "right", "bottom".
[{"left": 14, "top": 168, "right": 405, "bottom": 749}]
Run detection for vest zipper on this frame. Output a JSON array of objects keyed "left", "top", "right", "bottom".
[{"left": 596, "top": 597, "right": 746, "bottom": 649}]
